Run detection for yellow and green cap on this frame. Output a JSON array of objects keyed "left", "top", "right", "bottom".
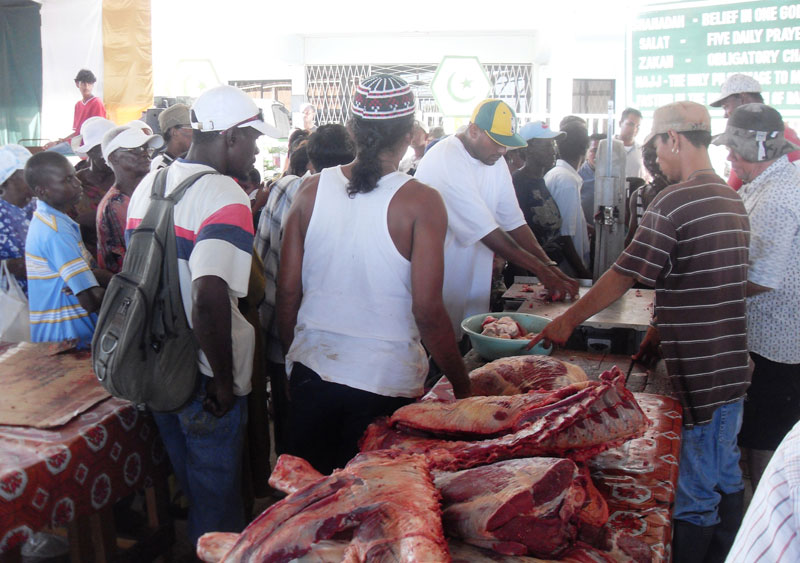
[{"left": 470, "top": 99, "right": 527, "bottom": 148}]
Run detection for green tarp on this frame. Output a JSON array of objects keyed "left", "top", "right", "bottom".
[{"left": 0, "top": 0, "right": 42, "bottom": 145}]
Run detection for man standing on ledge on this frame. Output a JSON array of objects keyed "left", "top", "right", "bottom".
[
  {"left": 531, "top": 101, "right": 751, "bottom": 563},
  {"left": 415, "top": 99, "right": 578, "bottom": 337}
]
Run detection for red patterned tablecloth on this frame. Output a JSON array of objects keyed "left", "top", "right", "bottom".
[
  {"left": 589, "top": 392, "right": 683, "bottom": 563},
  {"left": 0, "top": 398, "right": 168, "bottom": 553}
]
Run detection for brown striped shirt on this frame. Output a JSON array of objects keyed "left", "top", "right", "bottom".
[{"left": 613, "top": 173, "right": 751, "bottom": 426}]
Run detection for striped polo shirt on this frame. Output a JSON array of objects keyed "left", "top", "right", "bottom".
[
  {"left": 613, "top": 173, "right": 751, "bottom": 426},
  {"left": 25, "top": 200, "right": 99, "bottom": 348},
  {"left": 125, "top": 160, "right": 256, "bottom": 396}
]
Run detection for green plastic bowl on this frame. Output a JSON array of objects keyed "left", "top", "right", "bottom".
[{"left": 461, "top": 312, "right": 553, "bottom": 360}]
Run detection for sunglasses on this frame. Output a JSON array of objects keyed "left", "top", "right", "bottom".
[
  {"left": 218, "top": 109, "right": 264, "bottom": 135},
  {"left": 117, "top": 145, "right": 149, "bottom": 155}
]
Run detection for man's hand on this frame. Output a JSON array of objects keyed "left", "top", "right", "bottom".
[
  {"left": 451, "top": 379, "right": 471, "bottom": 400},
  {"left": 526, "top": 313, "right": 576, "bottom": 350},
  {"left": 539, "top": 267, "right": 579, "bottom": 302},
  {"left": 203, "top": 377, "right": 235, "bottom": 418},
  {"left": 632, "top": 325, "right": 661, "bottom": 368}
]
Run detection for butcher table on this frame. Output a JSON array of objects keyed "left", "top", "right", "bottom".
[
  {"left": 460, "top": 349, "right": 681, "bottom": 562},
  {"left": 0, "top": 342, "right": 171, "bottom": 562}
]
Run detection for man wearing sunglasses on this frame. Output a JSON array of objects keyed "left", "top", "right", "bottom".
[
  {"left": 96, "top": 125, "right": 163, "bottom": 273},
  {"left": 126, "top": 85, "right": 268, "bottom": 545}
]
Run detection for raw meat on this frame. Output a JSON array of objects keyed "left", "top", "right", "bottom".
[
  {"left": 481, "top": 316, "right": 529, "bottom": 339},
  {"left": 361, "top": 367, "right": 649, "bottom": 470},
  {"left": 268, "top": 454, "right": 323, "bottom": 495},
  {"left": 448, "top": 539, "right": 619, "bottom": 562},
  {"left": 213, "top": 451, "right": 448, "bottom": 562},
  {"left": 434, "top": 457, "right": 602, "bottom": 558},
  {"left": 423, "top": 355, "right": 587, "bottom": 402},
  {"left": 197, "top": 535, "right": 348, "bottom": 563}
]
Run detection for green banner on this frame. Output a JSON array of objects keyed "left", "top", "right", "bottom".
[{"left": 631, "top": 1, "right": 800, "bottom": 117}]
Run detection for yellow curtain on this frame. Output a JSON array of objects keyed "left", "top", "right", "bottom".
[{"left": 102, "top": 0, "right": 152, "bottom": 124}]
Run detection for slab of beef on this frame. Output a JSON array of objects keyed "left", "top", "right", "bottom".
[
  {"left": 197, "top": 535, "right": 349, "bottom": 563},
  {"left": 208, "top": 451, "right": 448, "bottom": 562},
  {"left": 447, "top": 538, "right": 621, "bottom": 562},
  {"left": 423, "top": 355, "right": 587, "bottom": 402},
  {"left": 362, "top": 368, "right": 649, "bottom": 470},
  {"left": 434, "top": 457, "right": 602, "bottom": 558},
  {"left": 268, "top": 454, "right": 324, "bottom": 495}
]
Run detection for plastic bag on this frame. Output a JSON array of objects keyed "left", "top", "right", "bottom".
[{"left": 0, "top": 260, "right": 30, "bottom": 342}]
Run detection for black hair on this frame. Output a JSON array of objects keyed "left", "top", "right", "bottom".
[
  {"left": 307, "top": 124, "right": 355, "bottom": 171},
  {"left": 347, "top": 114, "right": 414, "bottom": 196},
  {"left": 559, "top": 115, "right": 586, "bottom": 130},
  {"left": 556, "top": 122, "right": 590, "bottom": 162},
  {"left": 656, "top": 130, "right": 712, "bottom": 149},
  {"left": 642, "top": 144, "right": 668, "bottom": 187},
  {"left": 620, "top": 107, "right": 643, "bottom": 121},
  {"left": 24, "top": 152, "right": 69, "bottom": 189},
  {"left": 288, "top": 129, "right": 310, "bottom": 153},
  {"left": 191, "top": 128, "right": 219, "bottom": 146},
  {"left": 288, "top": 142, "right": 310, "bottom": 177},
  {"left": 162, "top": 126, "right": 174, "bottom": 143},
  {"left": 74, "top": 69, "right": 96, "bottom": 84},
  {"left": 247, "top": 168, "right": 261, "bottom": 185}
]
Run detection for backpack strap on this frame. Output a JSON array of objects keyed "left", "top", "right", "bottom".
[{"left": 149, "top": 167, "right": 219, "bottom": 205}]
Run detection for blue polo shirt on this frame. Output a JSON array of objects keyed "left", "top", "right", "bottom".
[{"left": 25, "top": 200, "right": 99, "bottom": 348}]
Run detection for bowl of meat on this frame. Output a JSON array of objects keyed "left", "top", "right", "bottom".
[{"left": 461, "top": 313, "right": 553, "bottom": 360}]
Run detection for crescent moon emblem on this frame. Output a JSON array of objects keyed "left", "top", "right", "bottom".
[{"left": 447, "top": 72, "right": 474, "bottom": 103}]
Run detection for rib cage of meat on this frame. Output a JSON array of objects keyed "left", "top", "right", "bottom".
[
  {"left": 423, "top": 355, "right": 588, "bottom": 402},
  {"left": 361, "top": 367, "right": 650, "bottom": 471},
  {"left": 206, "top": 451, "right": 448, "bottom": 563}
]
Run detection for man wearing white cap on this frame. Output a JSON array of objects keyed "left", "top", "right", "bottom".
[
  {"left": 71, "top": 116, "right": 117, "bottom": 260},
  {"left": 712, "top": 103, "right": 800, "bottom": 494},
  {"left": 532, "top": 101, "right": 751, "bottom": 562},
  {"left": 126, "top": 84, "right": 266, "bottom": 545},
  {"left": 0, "top": 144, "right": 34, "bottom": 294},
  {"left": 415, "top": 99, "right": 578, "bottom": 339},
  {"left": 710, "top": 73, "right": 800, "bottom": 190},
  {"left": 96, "top": 125, "right": 162, "bottom": 273}
]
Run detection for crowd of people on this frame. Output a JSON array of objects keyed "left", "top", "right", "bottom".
[{"left": 2, "top": 68, "right": 800, "bottom": 562}]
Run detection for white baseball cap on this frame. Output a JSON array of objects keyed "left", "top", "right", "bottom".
[
  {"left": 709, "top": 74, "right": 762, "bottom": 107},
  {"left": 0, "top": 144, "right": 31, "bottom": 184},
  {"left": 101, "top": 125, "right": 164, "bottom": 161},
  {"left": 72, "top": 117, "right": 116, "bottom": 156},
  {"left": 190, "top": 85, "right": 269, "bottom": 135}
]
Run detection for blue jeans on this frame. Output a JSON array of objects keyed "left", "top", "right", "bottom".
[
  {"left": 674, "top": 400, "right": 744, "bottom": 527},
  {"left": 152, "top": 377, "right": 248, "bottom": 545}
]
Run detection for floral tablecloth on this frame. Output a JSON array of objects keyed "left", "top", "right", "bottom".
[
  {"left": 590, "top": 392, "right": 683, "bottom": 563},
  {"left": 0, "top": 398, "right": 168, "bottom": 553}
]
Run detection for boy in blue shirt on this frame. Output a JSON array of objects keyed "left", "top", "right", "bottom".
[{"left": 24, "top": 152, "right": 105, "bottom": 348}]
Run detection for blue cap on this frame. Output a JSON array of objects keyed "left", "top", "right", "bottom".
[{"left": 519, "top": 121, "right": 566, "bottom": 141}]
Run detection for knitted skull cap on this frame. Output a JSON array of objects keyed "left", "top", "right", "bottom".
[{"left": 351, "top": 74, "right": 416, "bottom": 120}]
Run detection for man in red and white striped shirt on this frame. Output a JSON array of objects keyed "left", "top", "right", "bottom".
[{"left": 727, "top": 419, "right": 800, "bottom": 562}]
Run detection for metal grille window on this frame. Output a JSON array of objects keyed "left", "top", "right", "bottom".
[
  {"left": 306, "top": 63, "right": 533, "bottom": 125},
  {"left": 572, "top": 79, "right": 615, "bottom": 114}
]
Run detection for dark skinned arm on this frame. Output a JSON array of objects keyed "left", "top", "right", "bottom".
[
  {"left": 480, "top": 228, "right": 575, "bottom": 301},
  {"left": 76, "top": 286, "right": 105, "bottom": 314},
  {"left": 192, "top": 275, "right": 235, "bottom": 417},
  {"left": 276, "top": 178, "right": 317, "bottom": 354},
  {"left": 91, "top": 268, "right": 114, "bottom": 288},
  {"left": 507, "top": 225, "right": 581, "bottom": 293},
  {"left": 408, "top": 188, "right": 470, "bottom": 399},
  {"left": 529, "top": 268, "right": 635, "bottom": 349},
  {"left": 558, "top": 235, "right": 592, "bottom": 279},
  {"left": 746, "top": 281, "right": 771, "bottom": 297},
  {"left": 3, "top": 258, "right": 26, "bottom": 279}
]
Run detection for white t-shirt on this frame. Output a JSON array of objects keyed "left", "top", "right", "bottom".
[
  {"left": 544, "top": 160, "right": 590, "bottom": 268},
  {"left": 623, "top": 142, "right": 644, "bottom": 179},
  {"left": 126, "top": 160, "right": 256, "bottom": 395},
  {"left": 415, "top": 135, "right": 526, "bottom": 336}
]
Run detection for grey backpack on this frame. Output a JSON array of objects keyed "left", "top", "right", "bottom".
[{"left": 92, "top": 168, "right": 216, "bottom": 411}]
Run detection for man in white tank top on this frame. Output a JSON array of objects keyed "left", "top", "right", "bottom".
[{"left": 276, "top": 75, "right": 471, "bottom": 474}]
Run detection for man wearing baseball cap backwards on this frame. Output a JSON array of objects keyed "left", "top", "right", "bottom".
[
  {"left": 277, "top": 74, "right": 470, "bottom": 475},
  {"left": 712, "top": 104, "right": 800, "bottom": 494},
  {"left": 126, "top": 84, "right": 266, "bottom": 545},
  {"left": 415, "top": 99, "right": 578, "bottom": 339},
  {"left": 710, "top": 73, "right": 800, "bottom": 190},
  {"left": 531, "top": 101, "right": 751, "bottom": 563},
  {"left": 96, "top": 125, "right": 162, "bottom": 273}
]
